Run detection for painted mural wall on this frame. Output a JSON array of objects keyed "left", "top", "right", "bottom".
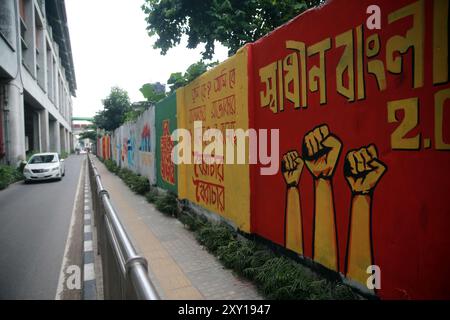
[
  {"left": 250, "top": 0, "right": 450, "bottom": 299},
  {"left": 106, "top": 107, "right": 156, "bottom": 185},
  {"left": 136, "top": 108, "right": 157, "bottom": 184},
  {"left": 97, "top": 135, "right": 111, "bottom": 161},
  {"left": 111, "top": 130, "right": 119, "bottom": 165},
  {"left": 95, "top": 0, "right": 450, "bottom": 299},
  {"left": 155, "top": 93, "right": 178, "bottom": 194},
  {"left": 177, "top": 46, "right": 251, "bottom": 232}
]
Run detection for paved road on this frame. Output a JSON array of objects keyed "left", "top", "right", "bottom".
[{"left": 0, "top": 155, "right": 84, "bottom": 299}]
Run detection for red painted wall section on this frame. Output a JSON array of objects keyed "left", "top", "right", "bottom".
[{"left": 249, "top": 0, "right": 450, "bottom": 299}]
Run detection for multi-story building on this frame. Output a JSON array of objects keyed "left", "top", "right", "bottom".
[{"left": 0, "top": 0, "right": 76, "bottom": 166}]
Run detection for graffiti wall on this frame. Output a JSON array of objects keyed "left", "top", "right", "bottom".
[
  {"left": 111, "top": 130, "right": 119, "bottom": 165},
  {"left": 250, "top": 0, "right": 450, "bottom": 299},
  {"left": 155, "top": 93, "right": 178, "bottom": 194},
  {"left": 106, "top": 107, "right": 156, "bottom": 185},
  {"left": 113, "top": 126, "right": 124, "bottom": 168},
  {"left": 136, "top": 108, "right": 157, "bottom": 184},
  {"left": 97, "top": 134, "right": 111, "bottom": 160},
  {"left": 177, "top": 46, "right": 251, "bottom": 232},
  {"left": 95, "top": 0, "right": 450, "bottom": 299},
  {"left": 105, "top": 135, "right": 111, "bottom": 160}
]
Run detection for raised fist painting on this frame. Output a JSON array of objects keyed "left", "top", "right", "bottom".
[
  {"left": 302, "top": 125, "right": 342, "bottom": 179},
  {"left": 344, "top": 145, "right": 387, "bottom": 195},
  {"left": 281, "top": 150, "right": 304, "bottom": 187}
]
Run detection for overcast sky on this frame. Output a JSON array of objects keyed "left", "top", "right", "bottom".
[{"left": 65, "top": 0, "right": 229, "bottom": 118}]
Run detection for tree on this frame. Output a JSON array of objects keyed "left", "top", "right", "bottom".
[
  {"left": 142, "top": 0, "right": 324, "bottom": 59},
  {"left": 167, "top": 72, "right": 187, "bottom": 92},
  {"left": 93, "top": 87, "right": 131, "bottom": 131},
  {"left": 123, "top": 82, "right": 168, "bottom": 122},
  {"left": 78, "top": 131, "right": 98, "bottom": 141},
  {"left": 139, "top": 82, "right": 167, "bottom": 103},
  {"left": 167, "top": 60, "right": 218, "bottom": 92},
  {"left": 124, "top": 101, "right": 153, "bottom": 123}
]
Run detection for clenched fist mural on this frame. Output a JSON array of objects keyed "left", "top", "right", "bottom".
[
  {"left": 282, "top": 125, "right": 387, "bottom": 282},
  {"left": 251, "top": 0, "right": 450, "bottom": 299},
  {"left": 96, "top": 0, "right": 450, "bottom": 299},
  {"left": 344, "top": 145, "right": 386, "bottom": 285}
]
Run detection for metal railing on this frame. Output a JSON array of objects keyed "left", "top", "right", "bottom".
[{"left": 87, "top": 155, "right": 160, "bottom": 300}]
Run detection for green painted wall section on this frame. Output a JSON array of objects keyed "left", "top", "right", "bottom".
[{"left": 155, "top": 93, "right": 178, "bottom": 194}]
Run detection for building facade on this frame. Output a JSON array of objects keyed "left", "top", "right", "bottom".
[{"left": 0, "top": 0, "right": 76, "bottom": 165}]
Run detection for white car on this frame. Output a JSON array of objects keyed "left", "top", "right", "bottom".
[{"left": 23, "top": 152, "right": 66, "bottom": 183}]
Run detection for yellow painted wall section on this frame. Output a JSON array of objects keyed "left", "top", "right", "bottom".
[
  {"left": 176, "top": 87, "right": 187, "bottom": 199},
  {"left": 176, "top": 47, "right": 250, "bottom": 232}
]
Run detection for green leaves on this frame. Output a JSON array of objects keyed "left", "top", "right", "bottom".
[
  {"left": 178, "top": 212, "right": 359, "bottom": 300},
  {"left": 142, "top": 0, "right": 323, "bottom": 59},
  {"left": 167, "top": 60, "right": 218, "bottom": 92},
  {"left": 155, "top": 191, "right": 179, "bottom": 216},
  {"left": 94, "top": 87, "right": 131, "bottom": 131},
  {"left": 78, "top": 131, "right": 97, "bottom": 142},
  {"left": 0, "top": 165, "right": 24, "bottom": 190},
  {"left": 139, "top": 82, "right": 167, "bottom": 104},
  {"left": 103, "top": 159, "right": 120, "bottom": 174},
  {"left": 145, "top": 188, "right": 160, "bottom": 203},
  {"left": 116, "top": 168, "right": 151, "bottom": 195},
  {"left": 167, "top": 72, "right": 187, "bottom": 92}
]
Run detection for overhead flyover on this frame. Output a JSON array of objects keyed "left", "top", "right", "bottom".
[{"left": 72, "top": 117, "right": 94, "bottom": 122}]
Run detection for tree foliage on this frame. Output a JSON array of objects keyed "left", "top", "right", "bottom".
[
  {"left": 142, "top": 0, "right": 324, "bottom": 59},
  {"left": 167, "top": 60, "right": 218, "bottom": 92},
  {"left": 123, "top": 83, "right": 168, "bottom": 122},
  {"left": 78, "top": 131, "right": 98, "bottom": 141},
  {"left": 124, "top": 101, "right": 152, "bottom": 123},
  {"left": 139, "top": 82, "right": 167, "bottom": 104},
  {"left": 93, "top": 87, "right": 131, "bottom": 131}
]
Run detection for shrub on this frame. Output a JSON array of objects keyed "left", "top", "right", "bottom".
[
  {"left": 145, "top": 188, "right": 159, "bottom": 203},
  {"left": 178, "top": 211, "right": 207, "bottom": 231},
  {"left": 118, "top": 168, "right": 134, "bottom": 186},
  {"left": 179, "top": 212, "right": 358, "bottom": 300},
  {"left": 244, "top": 253, "right": 357, "bottom": 300},
  {"left": 155, "top": 192, "right": 179, "bottom": 216},
  {"left": 0, "top": 165, "right": 24, "bottom": 190},
  {"left": 216, "top": 239, "right": 257, "bottom": 274},
  {"left": 107, "top": 160, "right": 150, "bottom": 195},
  {"left": 115, "top": 167, "right": 150, "bottom": 195},
  {"left": 195, "top": 223, "right": 235, "bottom": 254},
  {"left": 130, "top": 175, "right": 150, "bottom": 195},
  {"left": 104, "top": 159, "right": 119, "bottom": 174},
  {"left": 242, "top": 248, "right": 276, "bottom": 279}
]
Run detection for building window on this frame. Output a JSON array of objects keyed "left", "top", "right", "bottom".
[
  {"left": 0, "top": 0, "right": 14, "bottom": 48},
  {"left": 35, "top": 11, "right": 45, "bottom": 89},
  {"left": 19, "top": 0, "right": 32, "bottom": 72},
  {"left": 47, "top": 43, "right": 53, "bottom": 100}
]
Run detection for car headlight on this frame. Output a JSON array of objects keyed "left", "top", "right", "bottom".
[
  {"left": 52, "top": 166, "right": 60, "bottom": 172},
  {"left": 24, "top": 168, "right": 31, "bottom": 174}
]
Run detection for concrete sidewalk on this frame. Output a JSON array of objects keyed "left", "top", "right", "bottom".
[{"left": 91, "top": 157, "right": 263, "bottom": 300}]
